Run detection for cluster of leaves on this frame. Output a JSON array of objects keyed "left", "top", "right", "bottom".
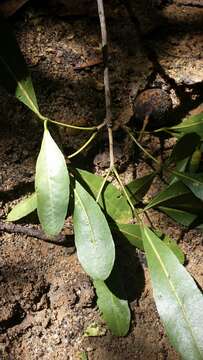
[{"left": 1, "top": 16, "right": 203, "bottom": 359}]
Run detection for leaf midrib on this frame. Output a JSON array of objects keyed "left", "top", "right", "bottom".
[
  {"left": 74, "top": 188, "right": 96, "bottom": 245},
  {"left": 144, "top": 228, "right": 202, "bottom": 358},
  {"left": 171, "top": 118, "right": 203, "bottom": 131}
]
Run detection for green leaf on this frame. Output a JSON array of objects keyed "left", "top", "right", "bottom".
[
  {"left": 158, "top": 206, "right": 197, "bottom": 227},
  {"left": 169, "top": 113, "right": 203, "bottom": 138},
  {"left": 35, "top": 128, "right": 70, "bottom": 236},
  {"left": 173, "top": 171, "right": 203, "bottom": 201},
  {"left": 114, "top": 224, "right": 184, "bottom": 263},
  {"left": 73, "top": 180, "right": 115, "bottom": 280},
  {"left": 162, "top": 234, "right": 185, "bottom": 264},
  {"left": 93, "top": 265, "right": 130, "bottom": 336},
  {"left": 169, "top": 133, "right": 200, "bottom": 164},
  {"left": 7, "top": 193, "right": 37, "bottom": 221},
  {"left": 144, "top": 181, "right": 190, "bottom": 210},
  {"left": 142, "top": 226, "right": 203, "bottom": 360},
  {"left": 169, "top": 157, "right": 190, "bottom": 185},
  {"left": 189, "top": 149, "right": 202, "bottom": 174},
  {"left": 0, "top": 16, "right": 39, "bottom": 114},
  {"left": 114, "top": 223, "right": 143, "bottom": 251},
  {"left": 125, "top": 172, "right": 156, "bottom": 204},
  {"left": 76, "top": 169, "right": 132, "bottom": 223}
]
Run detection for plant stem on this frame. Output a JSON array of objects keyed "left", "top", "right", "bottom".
[
  {"left": 96, "top": 168, "right": 112, "bottom": 202},
  {"left": 68, "top": 131, "right": 98, "bottom": 159},
  {"left": 123, "top": 125, "right": 161, "bottom": 166},
  {"left": 97, "top": 0, "right": 114, "bottom": 168},
  {"left": 113, "top": 167, "right": 142, "bottom": 223},
  {"left": 37, "top": 112, "right": 106, "bottom": 132}
]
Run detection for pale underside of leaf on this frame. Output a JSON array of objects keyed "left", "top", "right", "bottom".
[
  {"left": 73, "top": 180, "right": 115, "bottom": 280},
  {"left": 35, "top": 129, "right": 70, "bottom": 236},
  {"left": 142, "top": 226, "right": 203, "bottom": 360},
  {"left": 7, "top": 193, "right": 37, "bottom": 222}
]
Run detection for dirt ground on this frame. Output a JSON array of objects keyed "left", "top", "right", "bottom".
[{"left": 0, "top": 0, "right": 203, "bottom": 359}]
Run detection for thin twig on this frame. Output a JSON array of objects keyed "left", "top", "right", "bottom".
[
  {"left": 96, "top": 167, "right": 112, "bottom": 203},
  {"left": 0, "top": 220, "right": 73, "bottom": 246},
  {"left": 123, "top": 125, "right": 161, "bottom": 166},
  {"left": 97, "top": 0, "right": 114, "bottom": 168},
  {"left": 68, "top": 131, "right": 98, "bottom": 159}
]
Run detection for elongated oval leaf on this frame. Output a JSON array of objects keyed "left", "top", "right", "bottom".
[
  {"left": 0, "top": 16, "right": 39, "bottom": 114},
  {"left": 158, "top": 206, "right": 197, "bottom": 227},
  {"left": 169, "top": 113, "right": 203, "bottom": 138},
  {"left": 144, "top": 181, "right": 190, "bottom": 210},
  {"left": 169, "top": 133, "right": 200, "bottom": 164},
  {"left": 125, "top": 172, "right": 156, "bottom": 205},
  {"left": 161, "top": 234, "right": 185, "bottom": 265},
  {"left": 114, "top": 223, "right": 184, "bottom": 263},
  {"left": 94, "top": 278, "right": 130, "bottom": 336},
  {"left": 114, "top": 223, "right": 143, "bottom": 250},
  {"left": 76, "top": 169, "right": 132, "bottom": 223},
  {"left": 73, "top": 180, "right": 115, "bottom": 280},
  {"left": 142, "top": 226, "right": 203, "bottom": 360},
  {"left": 173, "top": 171, "right": 203, "bottom": 201},
  {"left": 169, "top": 157, "right": 190, "bottom": 185},
  {"left": 7, "top": 193, "right": 37, "bottom": 221},
  {"left": 189, "top": 149, "right": 202, "bottom": 174},
  {"left": 35, "top": 128, "right": 70, "bottom": 236}
]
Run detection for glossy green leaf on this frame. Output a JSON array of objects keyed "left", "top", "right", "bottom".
[
  {"left": 0, "top": 16, "right": 39, "bottom": 114},
  {"left": 7, "top": 193, "right": 37, "bottom": 221},
  {"left": 144, "top": 181, "right": 190, "bottom": 210},
  {"left": 142, "top": 226, "right": 203, "bottom": 360},
  {"left": 159, "top": 206, "right": 197, "bottom": 227},
  {"left": 76, "top": 169, "right": 132, "bottom": 223},
  {"left": 169, "top": 157, "right": 190, "bottom": 185},
  {"left": 173, "top": 171, "right": 203, "bottom": 201},
  {"left": 162, "top": 234, "right": 185, "bottom": 264},
  {"left": 125, "top": 172, "right": 156, "bottom": 204},
  {"left": 73, "top": 180, "right": 115, "bottom": 280},
  {"left": 169, "top": 113, "right": 203, "bottom": 137},
  {"left": 114, "top": 224, "right": 184, "bottom": 263},
  {"left": 163, "top": 192, "right": 203, "bottom": 215},
  {"left": 189, "top": 149, "right": 202, "bottom": 174},
  {"left": 169, "top": 133, "right": 200, "bottom": 164},
  {"left": 35, "top": 128, "right": 70, "bottom": 236},
  {"left": 114, "top": 223, "right": 143, "bottom": 250},
  {"left": 93, "top": 265, "right": 130, "bottom": 336}
]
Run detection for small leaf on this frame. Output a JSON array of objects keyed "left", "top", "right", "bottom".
[
  {"left": 169, "top": 112, "right": 203, "bottom": 138},
  {"left": 114, "top": 223, "right": 143, "bottom": 251},
  {"left": 142, "top": 226, "right": 203, "bottom": 360},
  {"left": 169, "top": 157, "right": 190, "bottom": 185},
  {"left": 189, "top": 149, "right": 202, "bottom": 174},
  {"left": 76, "top": 169, "right": 132, "bottom": 223},
  {"left": 7, "top": 193, "right": 37, "bottom": 221},
  {"left": 173, "top": 171, "right": 203, "bottom": 201},
  {"left": 73, "top": 180, "right": 115, "bottom": 280},
  {"left": 114, "top": 223, "right": 184, "bottom": 263},
  {"left": 125, "top": 172, "right": 156, "bottom": 204},
  {"left": 84, "top": 323, "right": 106, "bottom": 337},
  {"left": 169, "top": 133, "right": 201, "bottom": 164},
  {"left": 162, "top": 234, "right": 185, "bottom": 264},
  {"left": 0, "top": 16, "right": 39, "bottom": 114},
  {"left": 35, "top": 128, "right": 70, "bottom": 236},
  {"left": 93, "top": 265, "right": 130, "bottom": 336},
  {"left": 159, "top": 206, "right": 197, "bottom": 227},
  {"left": 144, "top": 181, "right": 190, "bottom": 210}
]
